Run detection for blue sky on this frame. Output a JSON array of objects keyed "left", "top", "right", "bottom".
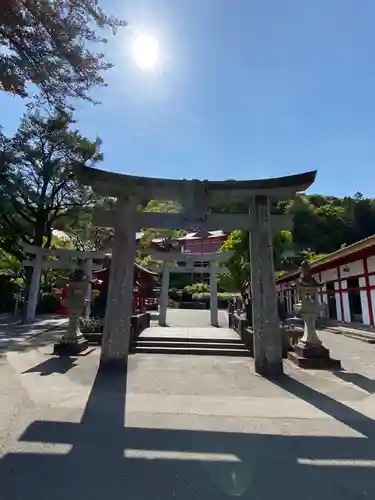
[{"left": 1, "top": 0, "right": 375, "bottom": 197}]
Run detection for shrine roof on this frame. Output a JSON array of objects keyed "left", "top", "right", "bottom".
[
  {"left": 276, "top": 233, "right": 375, "bottom": 285},
  {"left": 135, "top": 261, "right": 159, "bottom": 276},
  {"left": 93, "top": 261, "right": 158, "bottom": 277},
  {"left": 74, "top": 166, "right": 317, "bottom": 202},
  {"left": 177, "top": 230, "right": 227, "bottom": 241}
]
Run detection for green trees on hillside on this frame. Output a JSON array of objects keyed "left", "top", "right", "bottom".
[
  {"left": 219, "top": 192, "right": 375, "bottom": 290},
  {"left": 279, "top": 192, "right": 375, "bottom": 254},
  {"left": 136, "top": 193, "right": 375, "bottom": 292}
]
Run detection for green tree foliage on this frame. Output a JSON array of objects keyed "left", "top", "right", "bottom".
[
  {"left": 0, "top": 0, "right": 126, "bottom": 105},
  {"left": 280, "top": 193, "right": 375, "bottom": 254},
  {"left": 272, "top": 230, "right": 295, "bottom": 269},
  {"left": 56, "top": 198, "right": 115, "bottom": 251},
  {"left": 0, "top": 107, "right": 103, "bottom": 258},
  {"left": 218, "top": 230, "right": 250, "bottom": 291},
  {"left": 184, "top": 282, "right": 211, "bottom": 294},
  {"left": 138, "top": 200, "right": 187, "bottom": 269},
  {"left": 140, "top": 199, "right": 186, "bottom": 250},
  {"left": 0, "top": 242, "right": 22, "bottom": 276},
  {"left": 218, "top": 229, "right": 296, "bottom": 290},
  {"left": 218, "top": 192, "right": 375, "bottom": 290}
]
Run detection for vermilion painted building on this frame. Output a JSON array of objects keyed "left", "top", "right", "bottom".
[
  {"left": 149, "top": 230, "right": 227, "bottom": 255},
  {"left": 149, "top": 230, "right": 228, "bottom": 283},
  {"left": 91, "top": 262, "right": 159, "bottom": 316},
  {"left": 176, "top": 230, "right": 227, "bottom": 283},
  {"left": 177, "top": 230, "right": 227, "bottom": 255},
  {"left": 276, "top": 235, "right": 375, "bottom": 326}
]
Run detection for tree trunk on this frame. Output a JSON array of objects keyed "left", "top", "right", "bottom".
[{"left": 45, "top": 222, "right": 53, "bottom": 249}]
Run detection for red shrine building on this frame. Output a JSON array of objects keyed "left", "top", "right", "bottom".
[
  {"left": 276, "top": 234, "right": 375, "bottom": 326},
  {"left": 91, "top": 262, "right": 159, "bottom": 316},
  {"left": 176, "top": 230, "right": 227, "bottom": 255},
  {"left": 150, "top": 230, "right": 228, "bottom": 283},
  {"left": 149, "top": 229, "right": 227, "bottom": 255}
]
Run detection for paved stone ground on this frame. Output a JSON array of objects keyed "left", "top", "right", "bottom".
[
  {"left": 145, "top": 309, "right": 238, "bottom": 341},
  {"left": 0, "top": 315, "right": 68, "bottom": 359},
  {"left": 0, "top": 311, "right": 375, "bottom": 499},
  {"left": 159, "top": 308, "right": 229, "bottom": 328}
]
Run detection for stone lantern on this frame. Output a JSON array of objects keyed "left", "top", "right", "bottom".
[
  {"left": 287, "top": 260, "right": 341, "bottom": 369},
  {"left": 53, "top": 268, "right": 89, "bottom": 355}
]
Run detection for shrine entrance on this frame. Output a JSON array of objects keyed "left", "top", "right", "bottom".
[
  {"left": 74, "top": 165, "right": 316, "bottom": 377},
  {"left": 143, "top": 249, "right": 231, "bottom": 327}
]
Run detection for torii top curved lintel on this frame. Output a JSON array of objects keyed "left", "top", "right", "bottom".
[{"left": 74, "top": 166, "right": 317, "bottom": 203}]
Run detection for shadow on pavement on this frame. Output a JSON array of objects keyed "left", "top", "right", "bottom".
[
  {"left": 332, "top": 370, "right": 375, "bottom": 394},
  {"left": 0, "top": 365, "right": 375, "bottom": 500},
  {"left": 0, "top": 317, "right": 68, "bottom": 358},
  {"left": 272, "top": 374, "right": 375, "bottom": 440},
  {"left": 22, "top": 356, "right": 79, "bottom": 376},
  {"left": 0, "top": 330, "right": 63, "bottom": 358},
  {"left": 0, "top": 315, "right": 21, "bottom": 327}
]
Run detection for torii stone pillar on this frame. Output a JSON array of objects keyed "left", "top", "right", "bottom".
[
  {"left": 100, "top": 196, "right": 137, "bottom": 371},
  {"left": 209, "top": 261, "right": 219, "bottom": 327},
  {"left": 84, "top": 258, "right": 93, "bottom": 317},
  {"left": 25, "top": 249, "right": 43, "bottom": 323},
  {"left": 159, "top": 261, "right": 170, "bottom": 326},
  {"left": 249, "top": 195, "right": 283, "bottom": 376}
]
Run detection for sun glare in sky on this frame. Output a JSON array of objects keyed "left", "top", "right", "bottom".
[{"left": 131, "top": 34, "right": 160, "bottom": 71}]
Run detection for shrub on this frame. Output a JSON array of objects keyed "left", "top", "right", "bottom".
[
  {"left": 184, "top": 282, "right": 210, "bottom": 294},
  {"left": 190, "top": 291, "right": 241, "bottom": 309},
  {"left": 79, "top": 317, "right": 103, "bottom": 333}
]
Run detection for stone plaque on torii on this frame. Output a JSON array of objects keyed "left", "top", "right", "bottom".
[{"left": 74, "top": 165, "right": 317, "bottom": 376}]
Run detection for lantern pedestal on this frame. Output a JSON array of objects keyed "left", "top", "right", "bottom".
[
  {"left": 288, "top": 343, "right": 341, "bottom": 370},
  {"left": 53, "top": 269, "right": 89, "bottom": 356},
  {"left": 53, "top": 335, "right": 89, "bottom": 356}
]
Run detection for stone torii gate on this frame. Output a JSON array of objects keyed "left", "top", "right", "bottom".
[
  {"left": 146, "top": 250, "right": 232, "bottom": 327},
  {"left": 74, "top": 166, "right": 316, "bottom": 376},
  {"left": 22, "top": 244, "right": 106, "bottom": 323}
]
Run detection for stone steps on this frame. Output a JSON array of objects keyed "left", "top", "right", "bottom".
[
  {"left": 135, "top": 340, "right": 248, "bottom": 349},
  {"left": 133, "top": 336, "right": 245, "bottom": 344},
  {"left": 130, "top": 336, "right": 251, "bottom": 357}
]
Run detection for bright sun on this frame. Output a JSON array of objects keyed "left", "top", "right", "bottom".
[{"left": 131, "top": 34, "right": 160, "bottom": 71}]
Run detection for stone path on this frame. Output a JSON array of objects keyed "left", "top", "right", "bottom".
[
  {"left": 142, "top": 308, "right": 238, "bottom": 341},
  {"left": 136, "top": 309, "right": 248, "bottom": 356},
  {"left": 141, "top": 325, "right": 240, "bottom": 340},
  {"left": 158, "top": 308, "right": 229, "bottom": 328},
  {"left": 0, "top": 311, "right": 375, "bottom": 499}
]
